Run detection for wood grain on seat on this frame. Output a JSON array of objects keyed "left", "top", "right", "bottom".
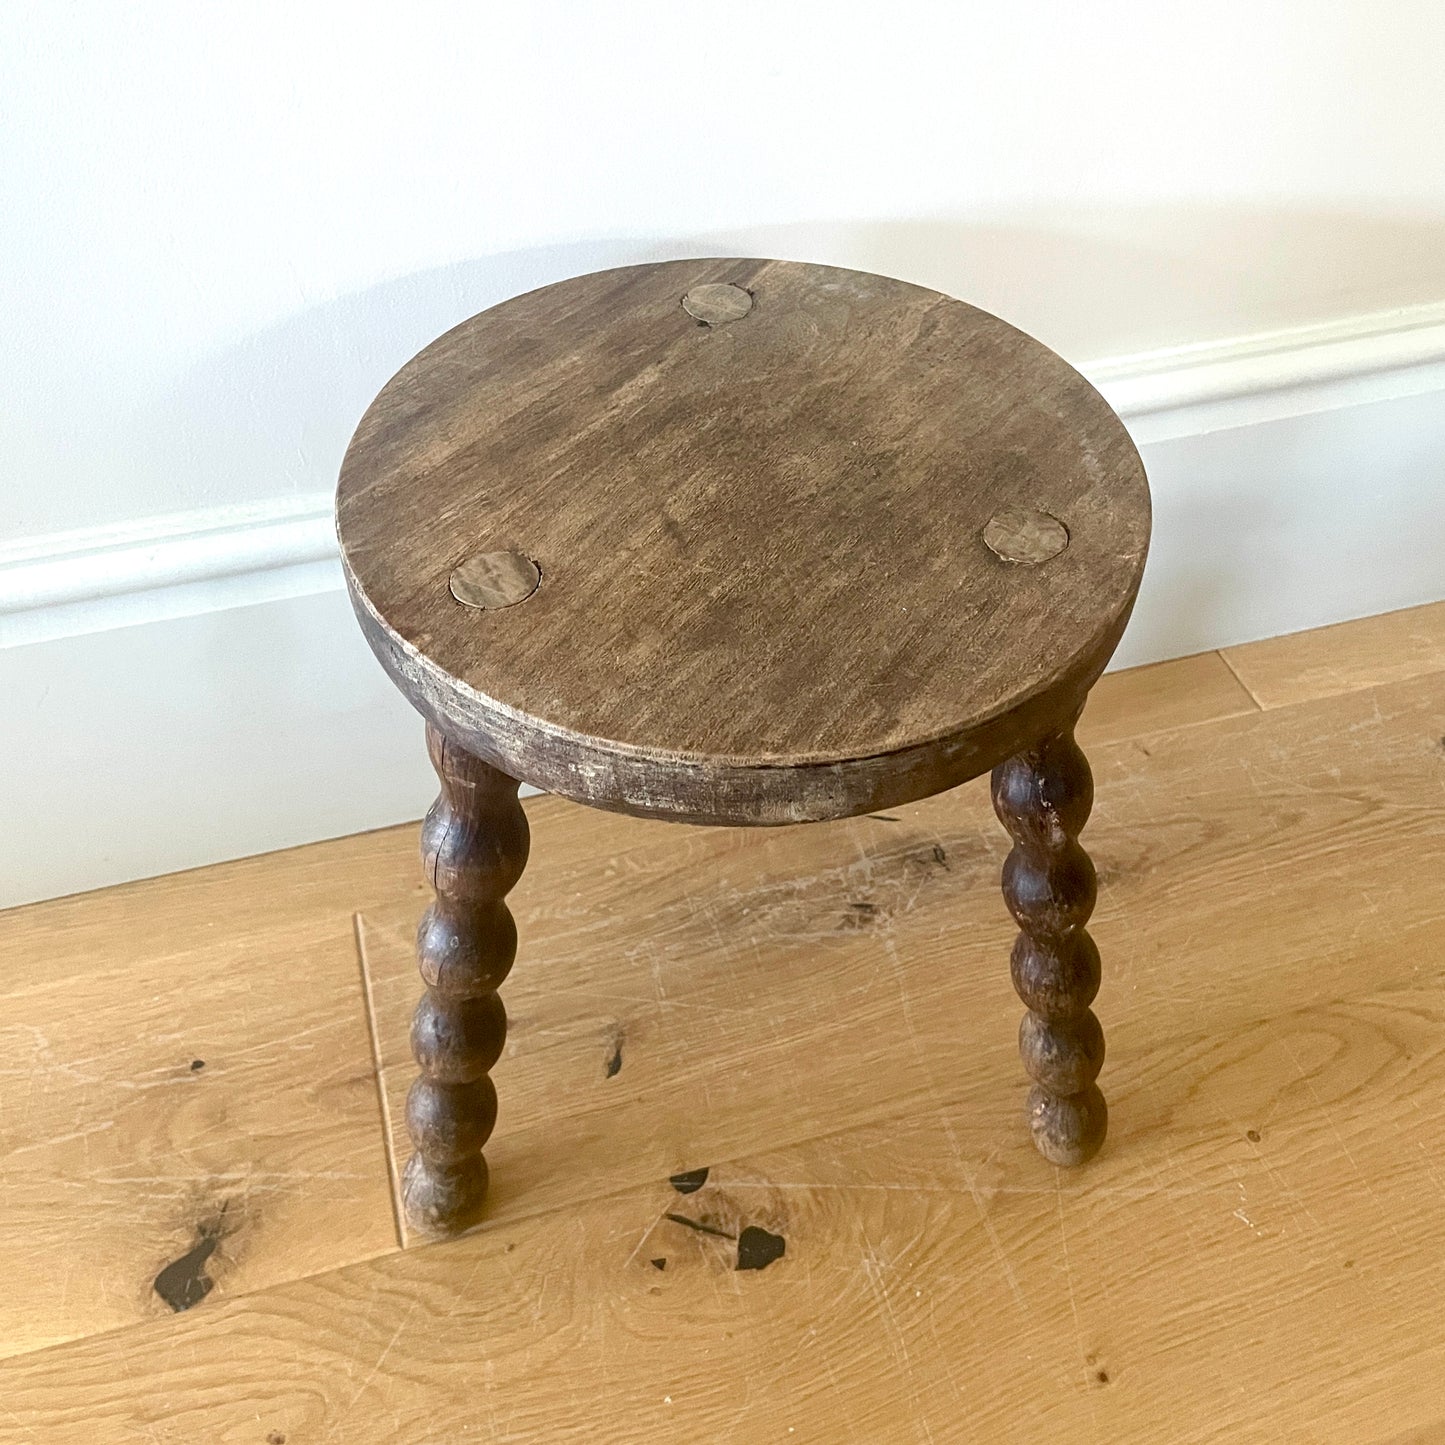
[{"left": 337, "top": 258, "right": 1150, "bottom": 824}]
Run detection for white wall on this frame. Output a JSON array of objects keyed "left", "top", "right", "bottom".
[
  {"left": 2, "top": 0, "right": 1444, "bottom": 904},
  {"left": 6, "top": 0, "right": 1445, "bottom": 539}
]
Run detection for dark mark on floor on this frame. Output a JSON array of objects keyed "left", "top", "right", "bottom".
[
  {"left": 605, "top": 1036, "right": 623, "bottom": 1078},
  {"left": 736, "top": 1225, "right": 786, "bottom": 1271},
  {"left": 190, "top": 1059, "right": 205, "bottom": 1072},
  {"left": 153, "top": 1208, "right": 229, "bottom": 1312},
  {"left": 267, "top": 1433, "right": 287, "bottom": 1445},
  {"left": 669, "top": 1167, "right": 709, "bottom": 1194},
  {"left": 650, "top": 1257, "right": 667, "bottom": 1270},
  {"left": 867, "top": 814, "right": 901, "bottom": 822},
  {"left": 931, "top": 843, "right": 949, "bottom": 869},
  {"left": 664, "top": 1212, "right": 736, "bottom": 1240},
  {"left": 1093, "top": 1368, "right": 1110, "bottom": 1385},
  {"left": 1246, "top": 1128, "right": 1261, "bottom": 1143}
]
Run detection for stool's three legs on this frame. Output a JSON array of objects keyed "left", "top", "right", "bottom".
[
  {"left": 991, "top": 716, "right": 1107, "bottom": 1166},
  {"left": 402, "top": 724, "right": 528, "bottom": 1235}
]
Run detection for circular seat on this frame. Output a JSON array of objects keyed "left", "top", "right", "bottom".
[{"left": 337, "top": 258, "right": 1149, "bottom": 826}]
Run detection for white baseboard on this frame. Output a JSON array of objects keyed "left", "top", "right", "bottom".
[
  {"left": 0, "top": 498, "right": 340, "bottom": 649},
  {"left": 3, "top": 304, "right": 1443, "bottom": 906},
  {"left": 1090, "top": 299, "right": 1445, "bottom": 442}
]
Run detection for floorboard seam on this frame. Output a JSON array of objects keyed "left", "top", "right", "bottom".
[
  {"left": 353, "top": 911, "right": 407, "bottom": 1251},
  {"left": 1213, "top": 647, "right": 1269, "bottom": 711}
]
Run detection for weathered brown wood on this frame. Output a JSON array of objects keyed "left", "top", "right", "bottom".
[
  {"left": 337, "top": 257, "right": 1150, "bottom": 826},
  {"left": 402, "top": 725, "right": 529, "bottom": 1233},
  {"left": 338, "top": 258, "right": 1151, "bottom": 1210},
  {"left": 993, "top": 718, "right": 1107, "bottom": 1164}
]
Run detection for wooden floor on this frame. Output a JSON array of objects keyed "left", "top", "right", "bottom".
[{"left": 2, "top": 602, "right": 1445, "bottom": 1443}]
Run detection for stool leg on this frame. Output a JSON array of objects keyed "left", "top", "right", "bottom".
[
  {"left": 401, "top": 723, "right": 529, "bottom": 1235},
  {"left": 991, "top": 718, "right": 1107, "bottom": 1166}
]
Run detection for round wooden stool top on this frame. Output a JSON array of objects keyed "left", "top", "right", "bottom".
[{"left": 337, "top": 258, "right": 1150, "bottom": 826}]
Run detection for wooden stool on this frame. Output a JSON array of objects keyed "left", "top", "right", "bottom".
[{"left": 337, "top": 258, "right": 1151, "bottom": 1235}]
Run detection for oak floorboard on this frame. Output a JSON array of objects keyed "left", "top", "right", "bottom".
[
  {"left": 1079, "top": 649, "right": 1259, "bottom": 748},
  {"left": 3, "top": 619, "right": 1444, "bottom": 1440},
  {"left": 1222, "top": 598, "right": 1445, "bottom": 708},
  {"left": 0, "top": 870, "right": 403, "bottom": 1355},
  {"left": 6, "top": 958, "right": 1445, "bottom": 1442}
]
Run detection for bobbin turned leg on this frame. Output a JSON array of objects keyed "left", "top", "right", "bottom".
[
  {"left": 402, "top": 723, "right": 529, "bottom": 1234},
  {"left": 991, "top": 718, "right": 1106, "bottom": 1166}
]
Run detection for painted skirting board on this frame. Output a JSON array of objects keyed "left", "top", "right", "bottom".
[{"left": 3, "top": 304, "right": 1443, "bottom": 907}]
